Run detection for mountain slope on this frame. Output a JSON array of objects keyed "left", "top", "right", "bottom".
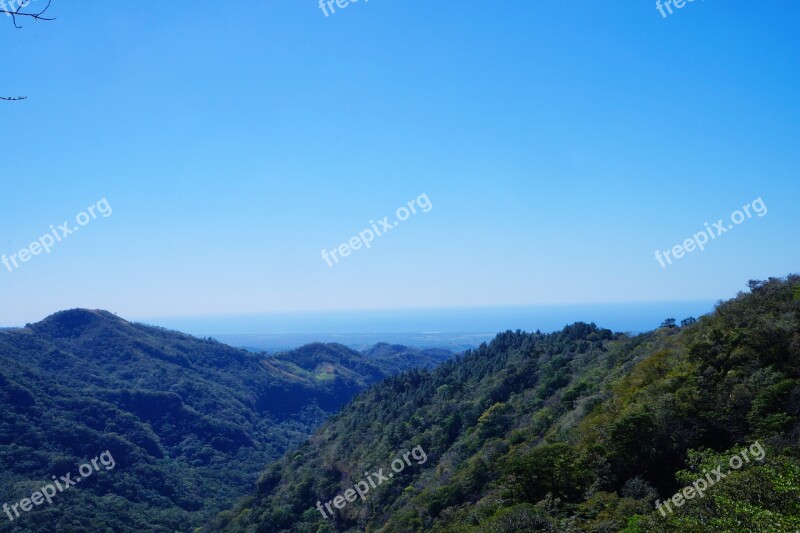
[
  {"left": 0, "top": 310, "right": 451, "bottom": 532},
  {"left": 361, "top": 342, "right": 452, "bottom": 371},
  {"left": 267, "top": 342, "right": 451, "bottom": 394},
  {"left": 209, "top": 275, "right": 800, "bottom": 532}
]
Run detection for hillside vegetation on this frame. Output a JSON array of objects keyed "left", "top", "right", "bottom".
[
  {"left": 210, "top": 275, "right": 800, "bottom": 532},
  {"left": 0, "top": 310, "right": 450, "bottom": 532}
]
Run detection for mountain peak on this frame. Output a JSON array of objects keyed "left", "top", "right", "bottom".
[{"left": 32, "top": 308, "right": 127, "bottom": 337}]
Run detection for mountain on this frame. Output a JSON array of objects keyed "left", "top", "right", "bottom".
[
  {"left": 361, "top": 342, "right": 452, "bottom": 370},
  {"left": 0, "top": 309, "right": 452, "bottom": 532},
  {"left": 269, "top": 342, "right": 450, "bottom": 390},
  {"left": 209, "top": 275, "right": 800, "bottom": 532}
]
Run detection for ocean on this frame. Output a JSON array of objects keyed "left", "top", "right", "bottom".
[{"left": 140, "top": 300, "right": 718, "bottom": 352}]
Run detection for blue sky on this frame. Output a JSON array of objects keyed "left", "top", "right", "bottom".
[{"left": 1, "top": 0, "right": 798, "bottom": 326}]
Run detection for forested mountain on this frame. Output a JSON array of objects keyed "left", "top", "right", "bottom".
[
  {"left": 361, "top": 343, "right": 452, "bottom": 371},
  {"left": 210, "top": 275, "right": 800, "bottom": 532},
  {"left": 269, "top": 342, "right": 450, "bottom": 392},
  {"left": 0, "top": 309, "right": 451, "bottom": 532}
]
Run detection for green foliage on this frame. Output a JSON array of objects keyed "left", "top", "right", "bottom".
[
  {"left": 478, "top": 402, "right": 513, "bottom": 438},
  {"left": 626, "top": 450, "right": 800, "bottom": 532},
  {"left": 501, "top": 443, "right": 591, "bottom": 503},
  {"left": 210, "top": 275, "right": 800, "bottom": 532},
  {"left": 0, "top": 309, "right": 448, "bottom": 532}
]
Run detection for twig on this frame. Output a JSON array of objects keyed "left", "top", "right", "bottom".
[
  {"left": 3, "top": 0, "right": 54, "bottom": 29},
  {"left": 2, "top": 1, "right": 55, "bottom": 100}
]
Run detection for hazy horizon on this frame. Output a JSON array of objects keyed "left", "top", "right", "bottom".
[{"left": 2, "top": 298, "right": 715, "bottom": 337}]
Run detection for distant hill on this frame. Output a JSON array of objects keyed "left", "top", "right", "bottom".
[
  {"left": 269, "top": 341, "right": 450, "bottom": 386},
  {"left": 210, "top": 332, "right": 493, "bottom": 353},
  {"left": 0, "top": 309, "right": 452, "bottom": 532},
  {"left": 361, "top": 342, "right": 451, "bottom": 369},
  {"left": 209, "top": 275, "right": 800, "bottom": 532}
]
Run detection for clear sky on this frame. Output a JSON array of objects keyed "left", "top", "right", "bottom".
[{"left": 1, "top": 0, "right": 798, "bottom": 326}]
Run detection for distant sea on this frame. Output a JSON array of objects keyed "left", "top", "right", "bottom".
[{"left": 140, "top": 301, "right": 718, "bottom": 352}]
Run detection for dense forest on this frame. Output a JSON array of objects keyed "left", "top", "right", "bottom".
[
  {"left": 209, "top": 275, "right": 800, "bottom": 532},
  {"left": 0, "top": 309, "right": 450, "bottom": 532}
]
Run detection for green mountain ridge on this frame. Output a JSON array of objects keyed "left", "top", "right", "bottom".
[
  {"left": 0, "top": 309, "right": 452, "bottom": 532},
  {"left": 209, "top": 275, "right": 800, "bottom": 532}
]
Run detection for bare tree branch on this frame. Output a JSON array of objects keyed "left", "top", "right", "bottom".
[
  {"left": 3, "top": 0, "right": 55, "bottom": 29},
  {"left": 2, "top": 0, "right": 54, "bottom": 101}
]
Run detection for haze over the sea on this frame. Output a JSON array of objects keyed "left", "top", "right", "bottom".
[{"left": 137, "top": 300, "right": 716, "bottom": 350}]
